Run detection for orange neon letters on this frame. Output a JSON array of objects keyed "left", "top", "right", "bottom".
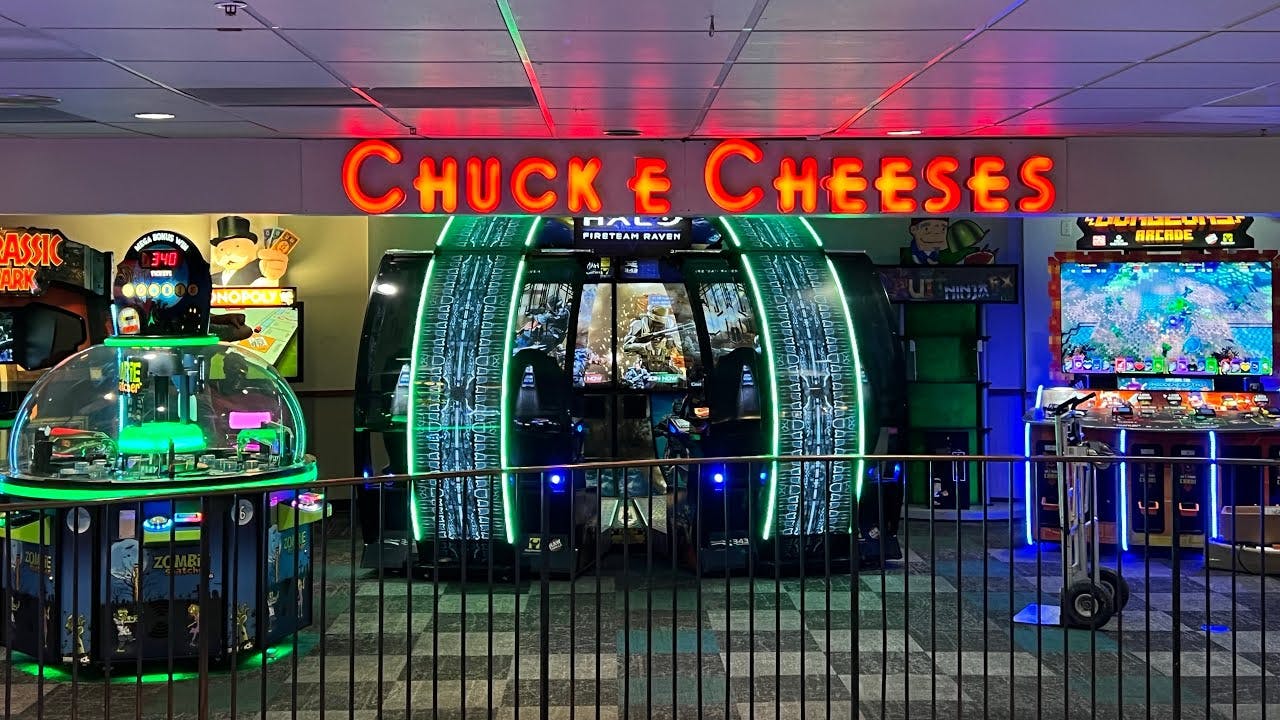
[
  {"left": 826, "top": 158, "right": 868, "bottom": 213},
  {"left": 414, "top": 157, "right": 459, "bottom": 213},
  {"left": 704, "top": 139, "right": 765, "bottom": 213},
  {"left": 465, "top": 157, "right": 502, "bottom": 213},
  {"left": 968, "top": 156, "right": 1011, "bottom": 213},
  {"left": 774, "top": 157, "right": 820, "bottom": 213},
  {"left": 341, "top": 139, "right": 406, "bottom": 214},
  {"left": 1017, "top": 155, "right": 1056, "bottom": 213},
  {"left": 628, "top": 157, "right": 673, "bottom": 214},
  {"left": 922, "top": 156, "right": 961, "bottom": 214},
  {"left": 510, "top": 157, "right": 558, "bottom": 213},
  {"left": 874, "top": 157, "right": 917, "bottom": 213},
  {"left": 567, "top": 157, "right": 603, "bottom": 213}
]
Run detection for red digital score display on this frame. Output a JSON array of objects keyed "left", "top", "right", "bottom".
[{"left": 140, "top": 249, "right": 182, "bottom": 269}]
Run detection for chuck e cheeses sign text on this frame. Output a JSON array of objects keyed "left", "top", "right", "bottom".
[{"left": 339, "top": 138, "right": 1061, "bottom": 216}]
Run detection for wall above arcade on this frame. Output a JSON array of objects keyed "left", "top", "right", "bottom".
[{"left": 0, "top": 136, "right": 1276, "bottom": 216}]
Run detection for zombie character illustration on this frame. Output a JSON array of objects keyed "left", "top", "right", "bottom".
[
  {"left": 113, "top": 608, "right": 139, "bottom": 654},
  {"left": 296, "top": 578, "right": 305, "bottom": 615},
  {"left": 65, "top": 614, "right": 87, "bottom": 657},
  {"left": 267, "top": 592, "right": 278, "bottom": 633},
  {"left": 8, "top": 540, "right": 21, "bottom": 593},
  {"left": 235, "top": 603, "right": 251, "bottom": 648},
  {"left": 186, "top": 603, "right": 200, "bottom": 647},
  {"left": 267, "top": 526, "right": 282, "bottom": 583}
]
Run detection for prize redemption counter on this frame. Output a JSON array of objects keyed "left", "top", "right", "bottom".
[
  {"left": 0, "top": 231, "right": 327, "bottom": 668},
  {"left": 1027, "top": 251, "right": 1280, "bottom": 552}
]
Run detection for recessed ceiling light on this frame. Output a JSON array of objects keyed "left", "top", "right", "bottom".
[
  {"left": 133, "top": 112, "right": 175, "bottom": 120},
  {"left": 886, "top": 129, "right": 923, "bottom": 136},
  {"left": 0, "top": 94, "right": 60, "bottom": 107},
  {"left": 604, "top": 128, "right": 641, "bottom": 137}
]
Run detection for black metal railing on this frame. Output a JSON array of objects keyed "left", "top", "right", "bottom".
[{"left": 0, "top": 454, "right": 1276, "bottom": 719}]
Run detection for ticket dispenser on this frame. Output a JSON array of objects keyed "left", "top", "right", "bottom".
[
  {"left": 1131, "top": 444, "right": 1166, "bottom": 536},
  {"left": 1172, "top": 443, "right": 1208, "bottom": 536}
]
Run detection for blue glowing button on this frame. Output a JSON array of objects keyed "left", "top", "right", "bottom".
[
  {"left": 173, "top": 512, "right": 203, "bottom": 524},
  {"left": 712, "top": 472, "right": 725, "bottom": 485}
]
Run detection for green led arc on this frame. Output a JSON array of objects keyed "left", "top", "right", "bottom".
[
  {"left": 495, "top": 217, "right": 541, "bottom": 546},
  {"left": 824, "top": 259, "right": 867, "bottom": 508},
  {"left": 1, "top": 464, "right": 318, "bottom": 502},
  {"left": 406, "top": 216, "right": 453, "bottom": 543},
  {"left": 105, "top": 335, "right": 220, "bottom": 348},
  {"left": 721, "top": 218, "right": 782, "bottom": 541}
]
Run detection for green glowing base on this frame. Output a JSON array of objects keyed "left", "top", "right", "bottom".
[{"left": 8, "top": 634, "right": 311, "bottom": 683}]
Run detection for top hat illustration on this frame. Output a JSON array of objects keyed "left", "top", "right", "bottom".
[{"left": 212, "top": 216, "right": 258, "bottom": 246}]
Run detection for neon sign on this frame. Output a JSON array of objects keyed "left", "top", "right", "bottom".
[
  {"left": 340, "top": 139, "right": 1058, "bottom": 216},
  {"left": 1076, "top": 216, "right": 1255, "bottom": 249},
  {"left": 0, "top": 228, "right": 65, "bottom": 293}
]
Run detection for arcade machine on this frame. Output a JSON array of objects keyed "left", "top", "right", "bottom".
[
  {"left": 356, "top": 215, "right": 904, "bottom": 575},
  {"left": 353, "top": 251, "right": 430, "bottom": 569},
  {"left": 0, "top": 230, "right": 325, "bottom": 667},
  {"left": 209, "top": 285, "right": 304, "bottom": 381},
  {"left": 0, "top": 227, "right": 114, "bottom": 458},
  {"left": 1026, "top": 253, "right": 1280, "bottom": 554}
]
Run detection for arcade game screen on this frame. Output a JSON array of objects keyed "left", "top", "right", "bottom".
[
  {"left": 615, "top": 283, "right": 700, "bottom": 390},
  {"left": 209, "top": 305, "right": 301, "bottom": 379},
  {"left": 0, "top": 310, "right": 14, "bottom": 363},
  {"left": 1059, "top": 260, "right": 1273, "bottom": 375},
  {"left": 513, "top": 282, "right": 573, "bottom": 366},
  {"left": 697, "top": 282, "right": 759, "bottom": 360}
]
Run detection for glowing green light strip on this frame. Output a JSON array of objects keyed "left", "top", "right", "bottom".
[
  {"left": 721, "top": 218, "right": 782, "bottom": 541},
  {"left": 104, "top": 335, "right": 220, "bottom": 348},
  {"left": 407, "top": 216, "right": 453, "bottom": 543},
  {"left": 9, "top": 638, "right": 302, "bottom": 683},
  {"left": 495, "top": 217, "right": 540, "bottom": 545},
  {"left": 824, "top": 256, "right": 868, "bottom": 506},
  {"left": 0, "top": 465, "right": 317, "bottom": 502}
]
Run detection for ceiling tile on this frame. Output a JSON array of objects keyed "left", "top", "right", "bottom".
[
  {"left": 1237, "top": 8, "right": 1280, "bottom": 29},
  {"left": 48, "top": 28, "right": 306, "bottom": 62},
  {"left": 0, "top": 87, "right": 241, "bottom": 122},
  {"left": 722, "top": 63, "right": 920, "bottom": 89},
  {"left": 1040, "top": 87, "right": 1237, "bottom": 108},
  {"left": 710, "top": 87, "right": 879, "bottom": 110},
  {"left": 739, "top": 30, "right": 968, "bottom": 64},
  {"left": 851, "top": 107, "right": 1014, "bottom": 129},
  {"left": 115, "top": 120, "right": 279, "bottom": 137},
  {"left": 699, "top": 107, "right": 852, "bottom": 131},
  {"left": 0, "top": 0, "right": 257, "bottom": 29},
  {"left": 283, "top": 29, "right": 516, "bottom": 62},
  {"left": 537, "top": 63, "right": 722, "bottom": 88},
  {"left": 877, "top": 86, "right": 1062, "bottom": 109},
  {"left": 509, "top": 0, "right": 755, "bottom": 31},
  {"left": 909, "top": 61, "right": 1124, "bottom": 88},
  {"left": 1000, "top": 107, "right": 1186, "bottom": 125},
  {"left": 1210, "top": 84, "right": 1280, "bottom": 106},
  {"left": 552, "top": 107, "right": 702, "bottom": 127},
  {"left": 523, "top": 31, "right": 736, "bottom": 63},
  {"left": 1156, "top": 32, "right": 1280, "bottom": 62},
  {"left": 543, "top": 87, "right": 709, "bottom": 109},
  {"left": 0, "top": 59, "right": 154, "bottom": 88},
  {"left": 758, "top": 0, "right": 1015, "bottom": 30},
  {"left": 964, "top": 123, "right": 1129, "bottom": 136},
  {"left": 247, "top": 0, "right": 507, "bottom": 30},
  {"left": 949, "top": 30, "right": 1201, "bottom": 63},
  {"left": 232, "top": 106, "right": 407, "bottom": 135},
  {"left": 0, "top": 28, "right": 92, "bottom": 59},
  {"left": 330, "top": 62, "right": 529, "bottom": 87},
  {"left": 997, "top": 0, "right": 1276, "bottom": 30},
  {"left": 561, "top": 125, "right": 687, "bottom": 138},
  {"left": 125, "top": 61, "right": 342, "bottom": 88},
  {"left": 1091, "top": 61, "right": 1280, "bottom": 88},
  {"left": 1156, "top": 105, "right": 1280, "bottom": 125},
  {"left": 0, "top": 121, "right": 142, "bottom": 136},
  {"left": 402, "top": 107, "right": 547, "bottom": 131}
]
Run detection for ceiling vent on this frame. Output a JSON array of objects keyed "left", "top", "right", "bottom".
[{"left": 185, "top": 86, "right": 537, "bottom": 109}]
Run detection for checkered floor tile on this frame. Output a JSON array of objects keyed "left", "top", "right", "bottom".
[{"left": 2, "top": 517, "right": 1278, "bottom": 719}]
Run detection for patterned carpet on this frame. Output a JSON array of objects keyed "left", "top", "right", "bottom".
[{"left": 2, "top": 514, "right": 1278, "bottom": 720}]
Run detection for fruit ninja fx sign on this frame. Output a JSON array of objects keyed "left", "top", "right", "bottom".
[
  {"left": 0, "top": 228, "right": 64, "bottom": 293},
  {"left": 340, "top": 139, "right": 1058, "bottom": 216}
]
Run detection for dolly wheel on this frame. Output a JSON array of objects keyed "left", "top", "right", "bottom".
[
  {"left": 1097, "top": 567, "right": 1131, "bottom": 611},
  {"left": 1062, "top": 581, "right": 1115, "bottom": 630}
]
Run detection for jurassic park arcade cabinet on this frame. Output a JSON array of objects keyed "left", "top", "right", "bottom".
[
  {"left": 1025, "top": 217, "right": 1280, "bottom": 561},
  {"left": 0, "top": 230, "right": 326, "bottom": 668},
  {"left": 0, "top": 227, "right": 113, "bottom": 463}
]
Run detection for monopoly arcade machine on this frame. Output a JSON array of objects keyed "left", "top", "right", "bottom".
[
  {"left": 0, "top": 227, "right": 114, "bottom": 447},
  {"left": 0, "top": 230, "right": 324, "bottom": 667},
  {"left": 1025, "top": 217, "right": 1280, "bottom": 553}
]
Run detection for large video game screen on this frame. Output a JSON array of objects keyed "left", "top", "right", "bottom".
[{"left": 1059, "top": 260, "right": 1274, "bottom": 375}]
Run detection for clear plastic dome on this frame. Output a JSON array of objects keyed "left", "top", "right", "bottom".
[{"left": 7, "top": 341, "right": 308, "bottom": 488}]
